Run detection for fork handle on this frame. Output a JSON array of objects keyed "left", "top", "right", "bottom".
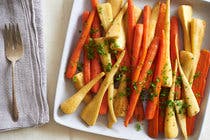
[{"left": 12, "top": 62, "right": 19, "bottom": 121}]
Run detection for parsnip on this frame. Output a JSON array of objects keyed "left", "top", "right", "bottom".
[
  {"left": 60, "top": 72, "right": 105, "bottom": 114},
  {"left": 80, "top": 51, "right": 125, "bottom": 126},
  {"left": 94, "top": 37, "right": 117, "bottom": 127},
  {"left": 180, "top": 51, "right": 194, "bottom": 80},
  {"left": 106, "top": 3, "right": 128, "bottom": 38},
  {"left": 178, "top": 60, "right": 200, "bottom": 116},
  {"left": 178, "top": 5, "right": 192, "bottom": 52},
  {"left": 106, "top": 3, "right": 128, "bottom": 51},
  {"left": 97, "top": 3, "right": 113, "bottom": 32},
  {"left": 189, "top": 18, "right": 206, "bottom": 83},
  {"left": 94, "top": 38, "right": 112, "bottom": 68},
  {"left": 164, "top": 60, "right": 178, "bottom": 138},
  {"left": 148, "top": 2, "right": 160, "bottom": 47},
  {"left": 72, "top": 72, "right": 93, "bottom": 104},
  {"left": 175, "top": 100, "right": 188, "bottom": 140},
  {"left": 114, "top": 74, "right": 128, "bottom": 117},
  {"left": 174, "top": 35, "right": 200, "bottom": 117},
  {"left": 163, "top": 0, "right": 173, "bottom": 87},
  {"left": 108, "top": 0, "right": 123, "bottom": 18},
  {"left": 108, "top": 89, "right": 118, "bottom": 128}
]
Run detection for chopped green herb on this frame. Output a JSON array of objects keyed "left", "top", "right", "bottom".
[
  {"left": 147, "top": 69, "right": 153, "bottom": 75},
  {"left": 119, "top": 92, "right": 127, "bottom": 97},
  {"left": 96, "top": 43, "right": 106, "bottom": 55},
  {"left": 133, "top": 82, "right": 138, "bottom": 90},
  {"left": 194, "top": 72, "right": 201, "bottom": 80},
  {"left": 175, "top": 76, "right": 182, "bottom": 86},
  {"left": 90, "top": 28, "right": 99, "bottom": 36},
  {"left": 85, "top": 39, "right": 95, "bottom": 60},
  {"left": 77, "top": 62, "right": 83, "bottom": 72},
  {"left": 121, "top": 66, "right": 128, "bottom": 73},
  {"left": 135, "top": 122, "right": 142, "bottom": 131},
  {"left": 97, "top": 7, "right": 102, "bottom": 14},
  {"left": 150, "top": 82, "right": 156, "bottom": 88},
  {"left": 156, "top": 77, "right": 160, "bottom": 83},
  {"left": 105, "top": 63, "right": 112, "bottom": 72},
  {"left": 148, "top": 92, "right": 158, "bottom": 101},
  {"left": 72, "top": 76, "right": 77, "bottom": 82},
  {"left": 166, "top": 100, "right": 174, "bottom": 108},
  {"left": 195, "top": 92, "right": 201, "bottom": 98},
  {"left": 115, "top": 73, "right": 122, "bottom": 81}
]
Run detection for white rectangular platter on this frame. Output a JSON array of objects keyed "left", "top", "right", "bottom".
[{"left": 54, "top": 0, "right": 210, "bottom": 139}]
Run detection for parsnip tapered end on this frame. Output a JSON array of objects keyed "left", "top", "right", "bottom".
[{"left": 178, "top": 5, "right": 192, "bottom": 52}]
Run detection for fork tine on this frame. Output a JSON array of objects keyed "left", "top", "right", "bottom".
[{"left": 15, "top": 24, "right": 22, "bottom": 46}]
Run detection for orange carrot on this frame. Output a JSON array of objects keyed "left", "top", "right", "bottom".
[
  {"left": 124, "top": 37, "right": 159, "bottom": 126},
  {"left": 148, "top": 105, "right": 159, "bottom": 138},
  {"left": 137, "top": 100, "right": 145, "bottom": 121},
  {"left": 145, "top": 30, "right": 166, "bottom": 120},
  {"left": 131, "top": 6, "right": 151, "bottom": 83},
  {"left": 65, "top": 9, "right": 96, "bottom": 79},
  {"left": 127, "top": 0, "right": 135, "bottom": 56},
  {"left": 132, "top": 24, "right": 143, "bottom": 67},
  {"left": 99, "top": 91, "right": 108, "bottom": 115},
  {"left": 90, "top": 5, "right": 102, "bottom": 93},
  {"left": 144, "top": 61, "right": 156, "bottom": 90},
  {"left": 91, "top": 0, "right": 98, "bottom": 9},
  {"left": 170, "top": 16, "right": 181, "bottom": 99},
  {"left": 82, "top": 11, "right": 91, "bottom": 84},
  {"left": 187, "top": 50, "right": 210, "bottom": 135},
  {"left": 155, "top": 3, "right": 166, "bottom": 37}
]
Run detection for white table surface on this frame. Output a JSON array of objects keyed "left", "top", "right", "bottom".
[{"left": 0, "top": 0, "right": 209, "bottom": 140}]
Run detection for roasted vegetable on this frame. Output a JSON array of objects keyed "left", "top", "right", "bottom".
[
  {"left": 60, "top": 72, "right": 105, "bottom": 114},
  {"left": 80, "top": 51, "right": 125, "bottom": 126}
]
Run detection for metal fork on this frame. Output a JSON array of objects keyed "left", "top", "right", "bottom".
[{"left": 3, "top": 24, "right": 24, "bottom": 122}]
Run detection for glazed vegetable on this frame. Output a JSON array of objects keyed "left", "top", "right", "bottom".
[
  {"left": 178, "top": 5, "right": 192, "bottom": 52},
  {"left": 180, "top": 50, "right": 194, "bottom": 80},
  {"left": 148, "top": 2, "right": 160, "bottom": 46},
  {"left": 108, "top": 0, "right": 123, "bottom": 18},
  {"left": 175, "top": 100, "right": 188, "bottom": 139},
  {"left": 80, "top": 51, "right": 125, "bottom": 126},
  {"left": 61, "top": 72, "right": 105, "bottom": 114},
  {"left": 97, "top": 3, "right": 113, "bottom": 32},
  {"left": 145, "top": 31, "right": 166, "bottom": 120},
  {"left": 164, "top": 60, "right": 178, "bottom": 138},
  {"left": 162, "top": 0, "right": 173, "bottom": 87},
  {"left": 114, "top": 74, "right": 128, "bottom": 117},
  {"left": 66, "top": 9, "right": 96, "bottom": 79},
  {"left": 72, "top": 72, "right": 92, "bottom": 104},
  {"left": 126, "top": 0, "right": 135, "bottom": 56},
  {"left": 148, "top": 106, "right": 159, "bottom": 138},
  {"left": 187, "top": 50, "right": 210, "bottom": 136},
  {"left": 106, "top": 3, "right": 128, "bottom": 51},
  {"left": 189, "top": 18, "right": 206, "bottom": 84},
  {"left": 125, "top": 37, "right": 159, "bottom": 126}
]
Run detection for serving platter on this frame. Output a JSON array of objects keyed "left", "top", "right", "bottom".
[{"left": 54, "top": 0, "right": 210, "bottom": 139}]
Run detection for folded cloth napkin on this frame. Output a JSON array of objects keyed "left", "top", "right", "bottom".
[{"left": 0, "top": 0, "right": 49, "bottom": 131}]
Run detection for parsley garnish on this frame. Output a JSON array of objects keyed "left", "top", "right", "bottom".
[
  {"left": 147, "top": 69, "right": 153, "bottom": 75},
  {"left": 105, "top": 63, "right": 112, "bottom": 72},
  {"left": 194, "top": 72, "right": 201, "bottom": 80},
  {"left": 135, "top": 122, "right": 142, "bottom": 131},
  {"left": 77, "top": 62, "right": 83, "bottom": 72}
]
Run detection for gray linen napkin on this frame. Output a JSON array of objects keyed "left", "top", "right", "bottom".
[{"left": 0, "top": 0, "right": 49, "bottom": 131}]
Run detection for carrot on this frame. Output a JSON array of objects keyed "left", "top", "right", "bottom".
[
  {"left": 170, "top": 16, "right": 181, "bottom": 99},
  {"left": 99, "top": 91, "right": 108, "bottom": 115},
  {"left": 91, "top": 0, "right": 98, "bottom": 9},
  {"left": 158, "top": 88, "right": 169, "bottom": 133},
  {"left": 132, "top": 24, "right": 143, "bottom": 67},
  {"left": 137, "top": 100, "right": 145, "bottom": 121},
  {"left": 124, "top": 37, "right": 159, "bottom": 126},
  {"left": 82, "top": 11, "right": 91, "bottom": 84},
  {"left": 145, "top": 30, "right": 166, "bottom": 120},
  {"left": 131, "top": 5, "right": 151, "bottom": 83},
  {"left": 144, "top": 61, "right": 156, "bottom": 90},
  {"left": 127, "top": 0, "right": 135, "bottom": 56},
  {"left": 65, "top": 9, "right": 96, "bottom": 79},
  {"left": 155, "top": 3, "right": 166, "bottom": 37},
  {"left": 187, "top": 50, "right": 210, "bottom": 136},
  {"left": 90, "top": 6, "right": 102, "bottom": 93},
  {"left": 148, "top": 105, "right": 159, "bottom": 138}
]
